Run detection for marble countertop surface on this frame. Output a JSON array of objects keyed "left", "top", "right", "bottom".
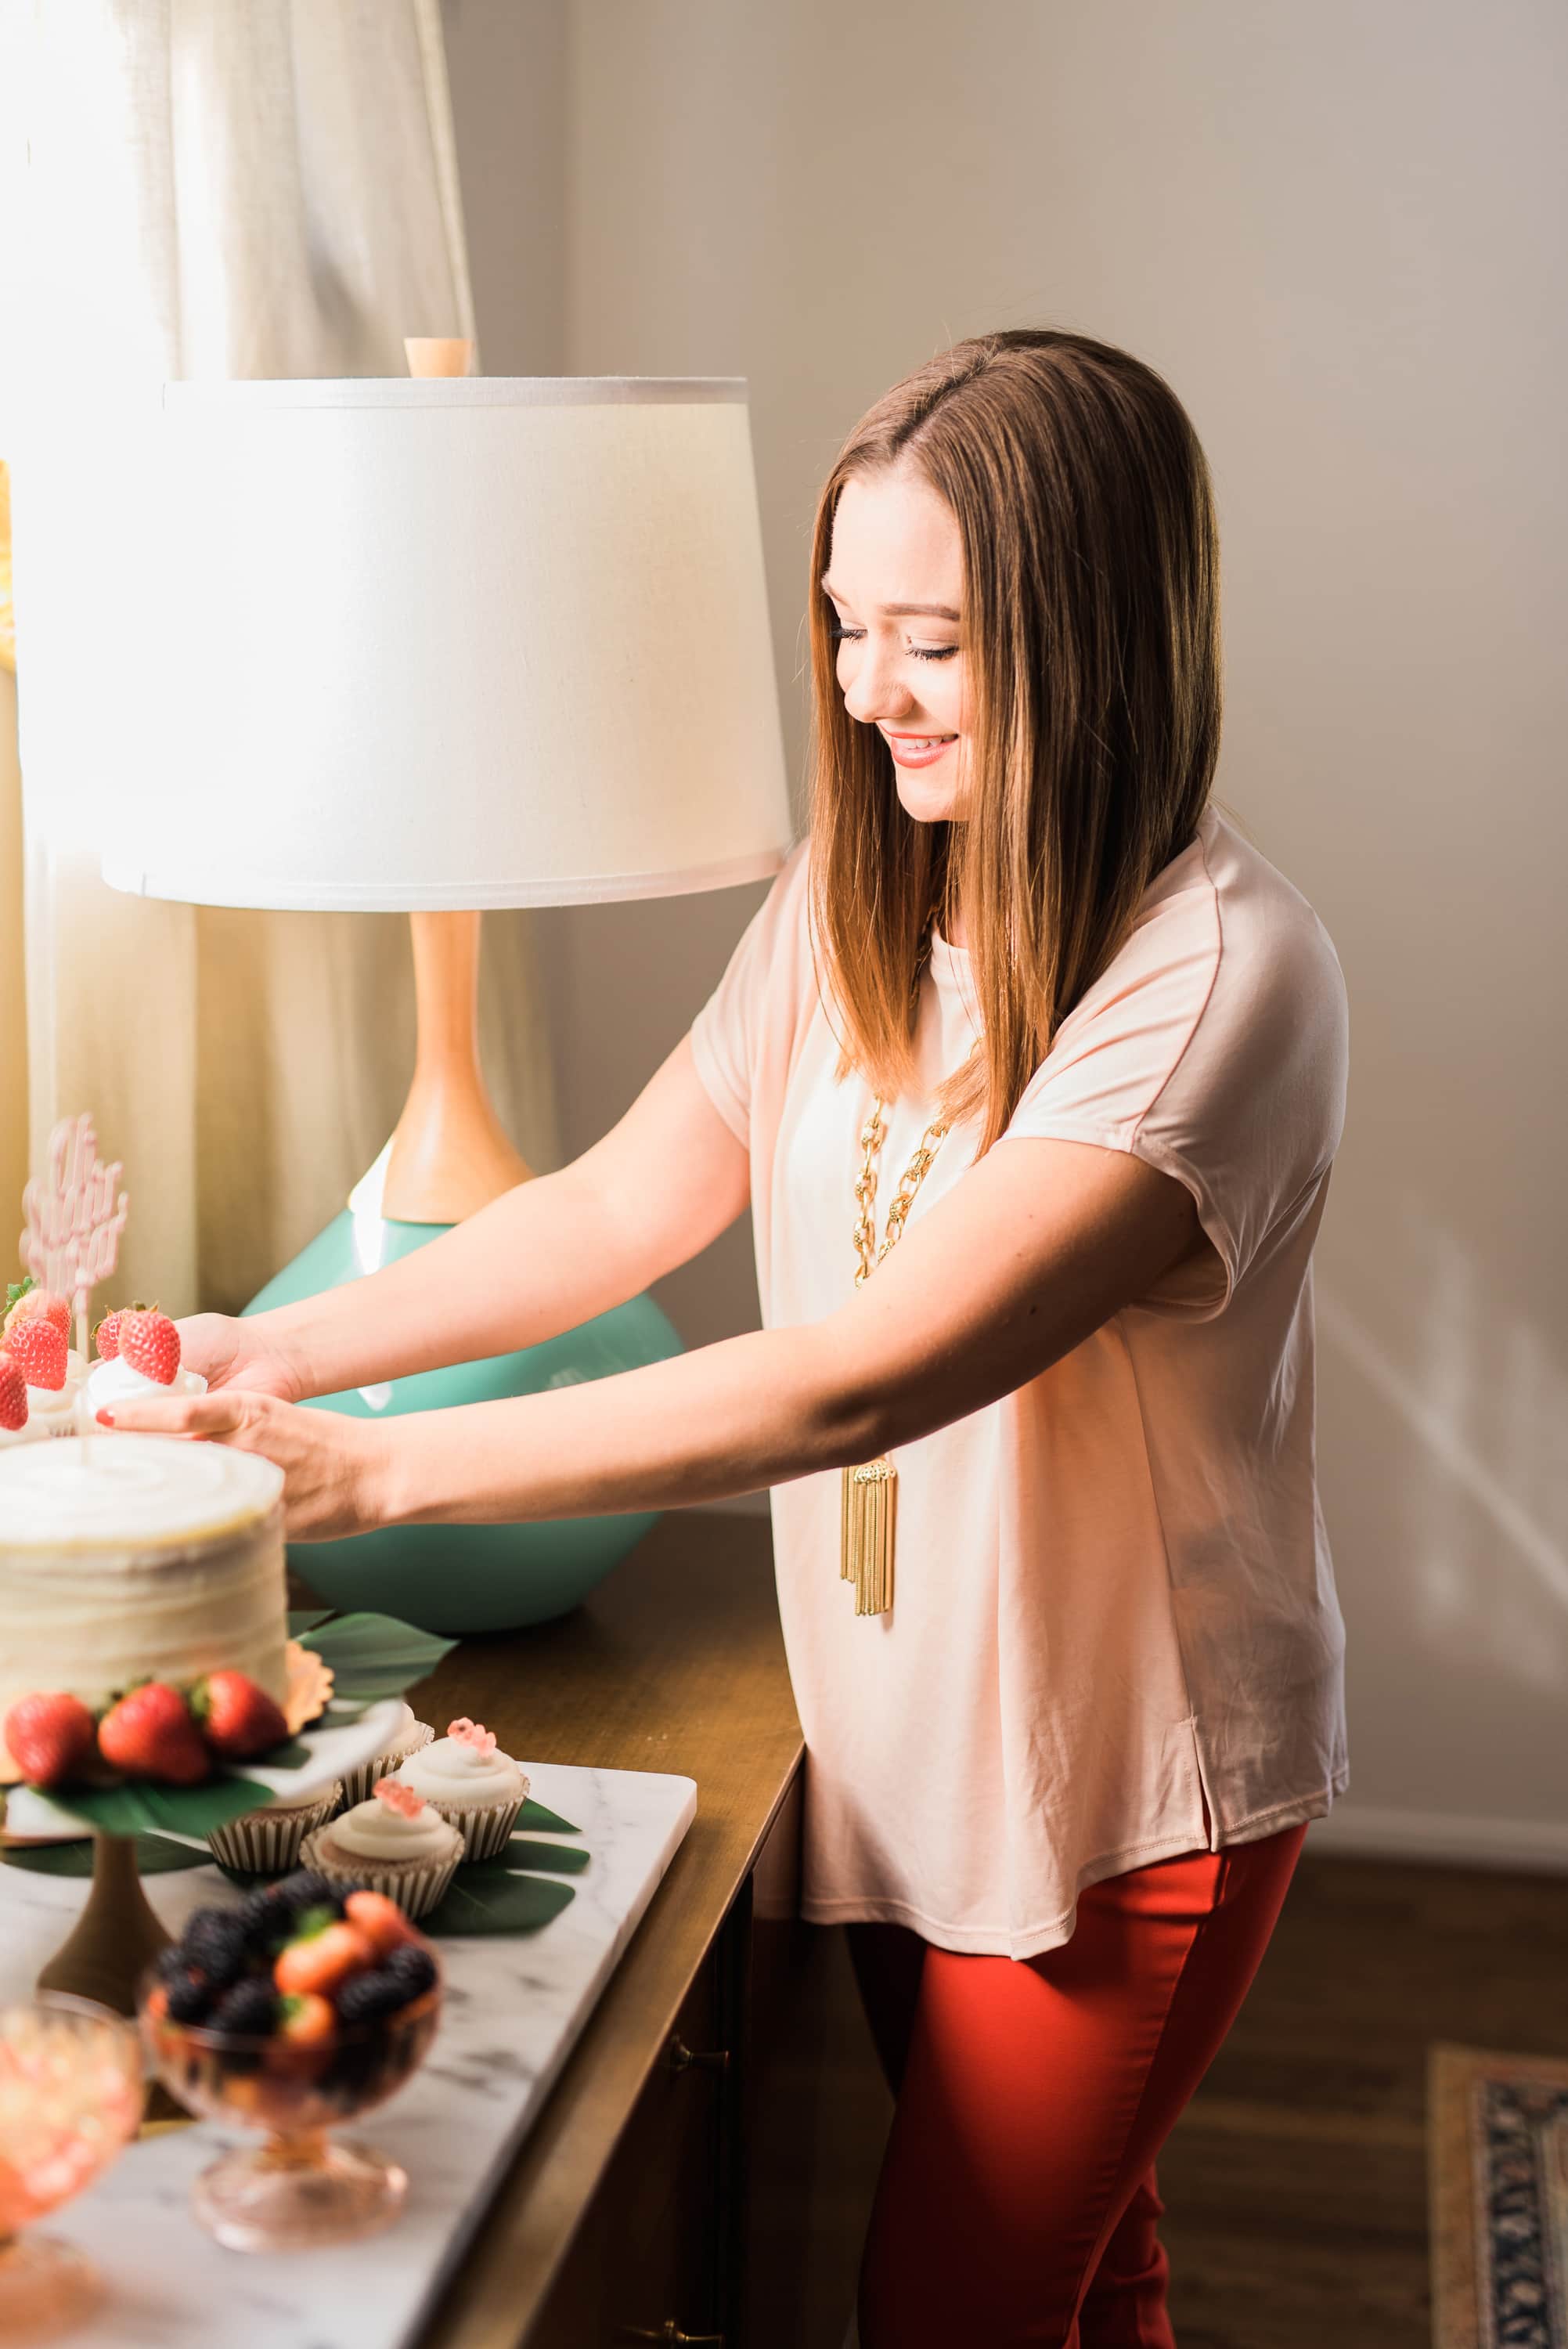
[{"left": 0, "top": 1759, "right": 697, "bottom": 2349}]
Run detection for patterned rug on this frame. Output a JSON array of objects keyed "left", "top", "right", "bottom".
[{"left": 1430, "top": 2045, "right": 1568, "bottom": 2347}]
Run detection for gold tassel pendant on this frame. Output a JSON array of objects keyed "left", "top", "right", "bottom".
[{"left": 841, "top": 1458, "right": 897, "bottom": 1617}]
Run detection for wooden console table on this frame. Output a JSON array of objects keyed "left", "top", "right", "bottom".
[{"left": 395, "top": 1506, "right": 833, "bottom": 2349}]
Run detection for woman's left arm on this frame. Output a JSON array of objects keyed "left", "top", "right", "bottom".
[{"left": 107, "top": 1140, "right": 1201, "bottom": 1539}]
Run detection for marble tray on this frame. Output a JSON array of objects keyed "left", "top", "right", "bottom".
[{"left": 0, "top": 1759, "right": 697, "bottom": 2349}]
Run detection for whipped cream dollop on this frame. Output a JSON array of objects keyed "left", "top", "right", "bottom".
[
  {"left": 85, "top": 1355, "right": 208, "bottom": 1413},
  {"left": 392, "top": 1730, "right": 520, "bottom": 1804},
  {"left": 0, "top": 1415, "right": 48, "bottom": 1449},
  {"left": 25, "top": 1349, "right": 90, "bottom": 1434},
  {"left": 330, "top": 1793, "right": 456, "bottom": 1863}
]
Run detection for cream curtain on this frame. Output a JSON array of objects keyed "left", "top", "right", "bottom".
[{"left": 0, "top": 0, "right": 558, "bottom": 1313}]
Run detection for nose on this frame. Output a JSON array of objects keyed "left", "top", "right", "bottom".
[{"left": 840, "top": 637, "right": 917, "bottom": 727}]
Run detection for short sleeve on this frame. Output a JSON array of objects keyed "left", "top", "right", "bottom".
[
  {"left": 1000, "top": 879, "right": 1349, "bottom": 1319},
  {"left": 688, "top": 841, "right": 812, "bottom": 1148}
]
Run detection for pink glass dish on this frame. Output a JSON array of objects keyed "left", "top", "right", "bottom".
[
  {"left": 0, "top": 1994, "right": 144, "bottom": 2336},
  {"left": 137, "top": 1954, "right": 442, "bottom": 2253}
]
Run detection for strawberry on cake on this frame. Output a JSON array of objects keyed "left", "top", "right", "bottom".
[
  {"left": 83, "top": 1305, "right": 207, "bottom": 1421},
  {"left": 2, "top": 1280, "right": 89, "bottom": 1438},
  {"left": 0, "top": 1350, "right": 47, "bottom": 1450}
]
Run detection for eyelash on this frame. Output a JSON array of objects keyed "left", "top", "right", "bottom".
[{"left": 827, "top": 623, "right": 959, "bottom": 664}]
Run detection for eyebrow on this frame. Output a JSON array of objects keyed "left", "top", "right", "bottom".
[{"left": 819, "top": 576, "right": 961, "bottom": 623}]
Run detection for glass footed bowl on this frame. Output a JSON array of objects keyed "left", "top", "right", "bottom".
[
  {"left": 137, "top": 1949, "right": 442, "bottom": 2253},
  {"left": 0, "top": 1994, "right": 144, "bottom": 2336}
]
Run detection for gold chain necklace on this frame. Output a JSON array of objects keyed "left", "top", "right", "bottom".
[{"left": 841, "top": 1095, "right": 950, "bottom": 1617}]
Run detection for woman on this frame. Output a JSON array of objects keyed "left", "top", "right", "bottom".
[{"left": 113, "top": 328, "right": 1350, "bottom": 2347}]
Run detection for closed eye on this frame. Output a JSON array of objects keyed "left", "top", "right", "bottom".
[{"left": 828, "top": 624, "right": 958, "bottom": 663}]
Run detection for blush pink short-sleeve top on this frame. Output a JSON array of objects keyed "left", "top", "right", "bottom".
[{"left": 690, "top": 803, "right": 1350, "bottom": 1959}]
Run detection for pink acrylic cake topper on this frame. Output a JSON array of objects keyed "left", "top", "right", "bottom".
[
  {"left": 447, "top": 1718, "right": 498, "bottom": 1756},
  {"left": 20, "top": 1113, "right": 128, "bottom": 1308},
  {"left": 20, "top": 1113, "right": 128, "bottom": 1446},
  {"left": 373, "top": 1777, "right": 426, "bottom": 1818}
]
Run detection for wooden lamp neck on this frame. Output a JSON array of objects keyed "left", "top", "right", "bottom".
[{"left": 380, "top": 910, "right": 534, "bottom": 1225}]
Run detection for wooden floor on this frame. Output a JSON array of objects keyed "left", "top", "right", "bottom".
[{"left": 759, "top": 1849, "right": 1568, "bottom": 2348}]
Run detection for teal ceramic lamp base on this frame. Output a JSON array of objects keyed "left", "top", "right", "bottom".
[{"left": 244, "top": 1205, "right": 683, "bottom": 1636}]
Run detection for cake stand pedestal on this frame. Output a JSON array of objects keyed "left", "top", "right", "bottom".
[{"left": 35, "top": 1835, "right": 171, "bottom": 2016}]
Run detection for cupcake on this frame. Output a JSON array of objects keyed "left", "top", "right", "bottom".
[
  {"left": 337, "top": 1701, "right": 435, "bottom": 1808},
  {"left": 206, "top": 1779, "right": 343, "bottom": 1875},
  {"left": 390, "top": 1719, "right": 528, "bottom": 1860},
  {"left": 299, "top": 1779, "right": 463, "bottom": 1921},
  {"left": 0, "top": 1303, "right": 90, "bottom": 1438},
  {"left": 22, "top": 1348, "right": 92, "bottom": 1438},
  {"left": 85, "top": 1307, "right": 206, "bottom": 1425}
]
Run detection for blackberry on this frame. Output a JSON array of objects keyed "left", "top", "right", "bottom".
[
  {"left": 165, "top": 1970, "right": 213, "bottom": 2025},
  {"left": 179, "top": 1907, "right": 250, "bottom": 1990},
  {"left": 153, "top": 1943, "right": 194, "bottom": 1986},
  {"left": 239, "top": 1883, "right": 294, "bottom": 1954},
  {"left": 210, "top": 1978, "right": 279, "bottom": 2039},
  {"left": 333, "top": 1970, "right": 405, "bottom": 2028},
  {"left": 382, "top": 1943, "right": 438, "bottom": 2002},
  {"left": 274, "top": 1870, "right": 346, "bottom": 1919}
]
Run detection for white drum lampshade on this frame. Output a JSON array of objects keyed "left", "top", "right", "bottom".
[{"left": 108, "top": 375, "right": 791, "bottom": 908}]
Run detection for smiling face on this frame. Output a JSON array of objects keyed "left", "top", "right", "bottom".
[{"left": 821, "top": 463, "right": 971, "bottom": 824}]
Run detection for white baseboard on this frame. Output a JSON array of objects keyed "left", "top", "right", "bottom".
[{"left": 1308, "top": 1802, "right": 1568, "bottom": 1874}]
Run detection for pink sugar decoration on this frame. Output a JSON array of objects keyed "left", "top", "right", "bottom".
[
  {"left": 448, "top": 1717, "right": 497, "bottom": 1756},
  {"left": 20, "top": 1114, "right": 128, "bottom": 1326},
  {"left": 373, "top": 1777, "right": 425, "bottom": 1819}
]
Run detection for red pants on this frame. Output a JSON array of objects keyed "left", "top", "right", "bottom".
[{"left": 848, "top": 1824, "right": 1306, "bottom": 2348}]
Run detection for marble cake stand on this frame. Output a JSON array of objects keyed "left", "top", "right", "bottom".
[{"left": 0, "top": 1759, "right": 697, "bottom": 2349}]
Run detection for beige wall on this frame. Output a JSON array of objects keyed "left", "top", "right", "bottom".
[{"left": 444, "top": 0, "right": 1568, "bottom": 1859}]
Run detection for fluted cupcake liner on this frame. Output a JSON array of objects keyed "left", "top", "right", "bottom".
[
  {"left": 297, "top": 1825, "right": 460, "bottom": 1922},
  {"left": 337, "top": 1722, "right": 436, "bottom": 1810},
  {"left": 206, "top": 1782, "right": 343, "bottom": 1874},
  {"left": 423, "top": 1779, "right": 530, "bottom": 1863}
]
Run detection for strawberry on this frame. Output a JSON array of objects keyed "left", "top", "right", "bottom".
[
  {"left": 5, "top": 1315, "right": 67, "bottom": 1392},
  {"left": 117, "top": 1308, "right": 181, "bottom": 1386},
  {"left": 276, "top": 1992, "right": 336, "bottom": 2049},
  {"left": 4, "top": 1692, "right": 98, "bottom": 1789},
  {"left": 0, "top": 1353, "right": 26, "bottom": 1433},
  {"left": 93, "top": 1310, "right": 123, "bottom": 1361},
  {"left": 190, "top": 1671, "right": 288, "bottom": 1762},
  {"left": 273, "top": 1921, "right": 376, "bottom": 1999},
  {"left": 344, "top": 1889, "right": 416, "bottom": 1957},
  {"left": 97, "top": 1682, "right": 211, "bottom": 1784},
  {"left": 4, "top": 1281, "right": 71, "bottom": 1340}
]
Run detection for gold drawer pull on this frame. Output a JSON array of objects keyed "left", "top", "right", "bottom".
[
  {"left": 665, "top": 2035, "right": 730, "bottom": 2074},
  {"left": 615, "top": 2326, "right": 724, "bottom": 2345}
]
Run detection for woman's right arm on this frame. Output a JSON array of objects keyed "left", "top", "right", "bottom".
[{"left": 186, "top": 1037, "right": 750, "bottom": 1401}]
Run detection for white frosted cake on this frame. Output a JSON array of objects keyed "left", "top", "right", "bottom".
[{"left": 0, "top": 1434, "right": 289, "bottom": 1728}]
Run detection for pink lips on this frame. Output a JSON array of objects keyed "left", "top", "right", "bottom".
[{"left": 882, "top": 731, "right": 957, "bottom": 770}]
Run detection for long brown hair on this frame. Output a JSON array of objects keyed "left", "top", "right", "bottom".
[{"left": 808, "top": 328, "right": 1222, "bottom": 1153}]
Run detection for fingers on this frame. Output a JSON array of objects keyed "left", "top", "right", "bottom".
[{"left": 98, "top": 1391, "right": 252, "bottom": 1439}]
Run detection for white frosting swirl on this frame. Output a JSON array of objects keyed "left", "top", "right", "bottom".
[
  {"left": 0, "top": 1416, "right": 47, "bottom": 1449},
  {"left": 329, "top": 1797, "right": 457, "bottom": 1862},
  {"left": 392, "top": 1734, "right": 520, "bottom": 1803},
  {"left": 85, "top": 1355, "right": 208, "bottom": 1413}
]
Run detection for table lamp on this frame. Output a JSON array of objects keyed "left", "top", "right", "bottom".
[{"left": 104, "top": 345, "right": 791, "bottom": 1633}]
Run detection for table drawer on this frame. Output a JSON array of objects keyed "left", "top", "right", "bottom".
[{"left": 528, "top": 1953, "right": 730, "bottom": 2347}]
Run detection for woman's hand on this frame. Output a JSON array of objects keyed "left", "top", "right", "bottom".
[
  {"left": 97, "top": 1387, "right": 389, "bottom": 1542},
  {"left": 174, "top": 1312, "right": 311, "bottom": 1403}
]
